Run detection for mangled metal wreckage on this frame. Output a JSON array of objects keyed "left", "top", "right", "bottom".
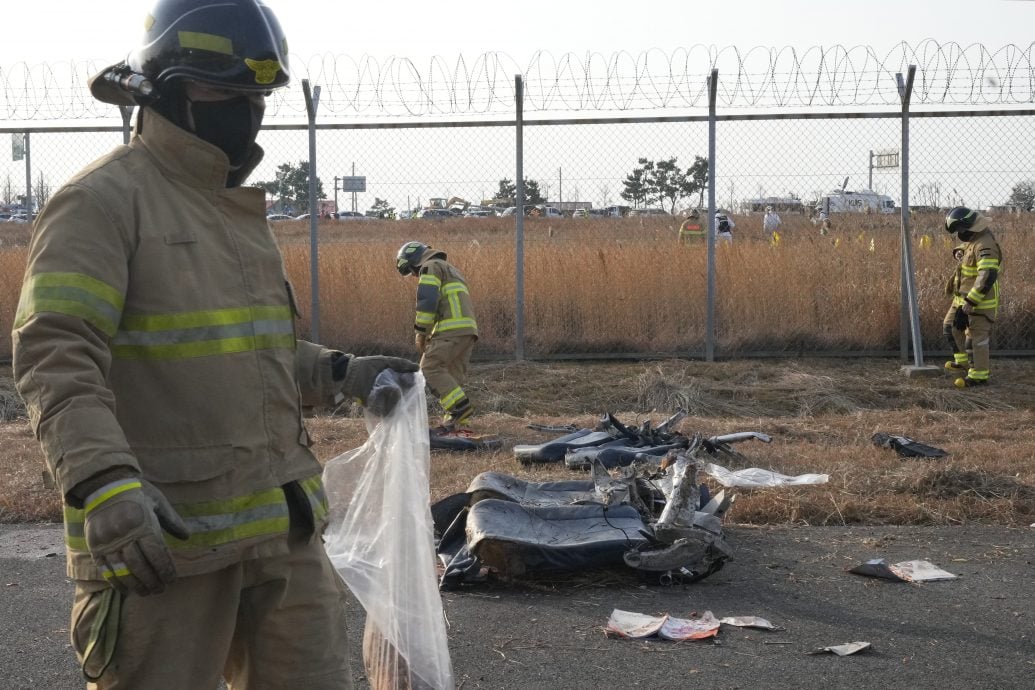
[{"left": 433, "top": 414, "right": 769, "bottom": 589}]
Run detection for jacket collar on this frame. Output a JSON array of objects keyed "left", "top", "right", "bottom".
[{"left": 133, "top": 108, "right": 264, "bottom": 190}]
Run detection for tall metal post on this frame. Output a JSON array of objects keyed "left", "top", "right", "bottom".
[
  {"left": 705, "top": 69, "right": 718, "bottom": 362},
  {"left": 868, "top": 149, "right": 874, "bottom": 191},
  {"left": 23, "top": 133, "right": 32, "bottom": 221},
  {"left": 119, "top": 106, "right": 134, "bottom": 145},
  {"left": 303, "top": 79, "right": 321, "bottom": 342},
  {"left": 514, "top": 75, "right": 526, "bottom": 360},
  {"left": 334, "top": 176, "right": 340, "bottom": 217},
  {"left": 897, "top": 66, "right": 925, "bottom": 368}
]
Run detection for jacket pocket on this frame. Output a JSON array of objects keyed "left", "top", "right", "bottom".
[
  {"left": 134, "top": 445, "right": 237, "bottom": 483},
  {"left": 71, "top": 584, "right": 123, "bottom": 682}
]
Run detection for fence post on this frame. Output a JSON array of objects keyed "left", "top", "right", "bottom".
[
  {"left": 119, "top": 106, "right": 134, "bottom": 145},
  {"left": 303, "top": 79, "right": 322, "bottom": 342},
  {"left": 896, "top": 66, "right": 927, "bottom": 370},
  {"left": 705, "top": 69, "right": 718, "bottom": 362},
  {"left": 514, "top": 75, "right": 526, "bottom": 360},
  {"left": 23, "top": 133, "right": 32, "bottom": 221}
]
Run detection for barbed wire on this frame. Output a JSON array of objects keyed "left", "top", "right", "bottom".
[{"left": 1, "top": 40, "right": 1033, "bottom": 121}]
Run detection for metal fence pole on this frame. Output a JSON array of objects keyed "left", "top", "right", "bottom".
[
  {"left": 515, "top": 75, "right": 526, "bottom": 360},
  {"left": 897, "top": 66, "right": 925, "bottom": 367},
  {"left": 705, "top": 69, "right": 718, "bottom": 362},
  {"left": 119, "top": 106, "right": 134, "bottom": 145},
  {"left": 23, "top": 133, "right": 32, "bottom": 220},
  {"left": 303, "top": 79, "right": 322, "bottom": 342}
]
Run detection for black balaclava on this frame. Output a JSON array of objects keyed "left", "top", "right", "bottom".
[
  {"left": 151, "top": 82, "right": 264, "bottom": 179},
  {"left": 956, "top": 229, "right": 977, "bottom": 242}
]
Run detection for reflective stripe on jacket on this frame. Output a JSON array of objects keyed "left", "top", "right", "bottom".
[
  {"left": 413, "top": 251, "right": 478, "bottom": 338},
  {"left": 12, "top": 109, "right": 339, "bottom": 580}
]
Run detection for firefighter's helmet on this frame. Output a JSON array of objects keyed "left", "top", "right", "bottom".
[
  {"left": 944, "top": 206, "right": 978, "bottom": 235},
  {"left": 396, "top": 241, "right": 429, "bottom": 275},
  {"left": 129, "top": 0, "right": 290, "bottom": 93}
]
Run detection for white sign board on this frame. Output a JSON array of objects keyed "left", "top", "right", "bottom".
[
  {"left": 12, "top": 133, "right": 24, "bottom": 161},
  {"left": 340, "top": 176, "right": 366, "bottom": 192}
]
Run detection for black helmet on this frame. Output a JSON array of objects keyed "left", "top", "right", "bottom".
[
  {"left": 128, "top": 0, "right": 290, "bottom": 93},
  {"left": 396, "top": 241, "right": 429, "bottom": 275},
  {"left": 944, "top": 206, "right": 978, "bottom": 235}
]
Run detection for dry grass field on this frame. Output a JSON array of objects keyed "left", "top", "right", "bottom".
[
  {"left": 1, "top": 357, "right": 1033, "bottom": 528},
  {"left": 2, "top": 212, "right": 1033, "bottom": 360}
]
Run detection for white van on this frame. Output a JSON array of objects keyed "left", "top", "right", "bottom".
[{"left": 816, "top": 189, "right": 896, "bottom": 214}]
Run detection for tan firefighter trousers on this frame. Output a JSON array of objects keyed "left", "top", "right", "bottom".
[
  {"left": 420, "top": 334, "right": 477, "bottom": 424},
  {"left": 71, "top": 520, "right": 354, "bottom": 690}
]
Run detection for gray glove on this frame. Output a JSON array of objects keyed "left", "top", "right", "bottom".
[
  {"left": 340, "top": 355, "right": 420, "bottom": 415},
  {"left": 82, "top": 477, "right": 190, "bottom": 596}
]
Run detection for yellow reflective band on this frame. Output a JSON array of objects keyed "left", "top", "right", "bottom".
[
  {"left": 433, "top": 317, "right": 477, "bottom": 333},
  {"left": 166, "top": 487, "right": 291, "bottom": 549},
  {"left": 976, "top": 259, "right": 1000, "bottom": 270},
  {"left": 120, "top": 305, "right": 291, "bottom": 331},
  {"left": 112, "top": 333, "right": 296, "bottom": 360},
  {"left": 441, "top": 282, "right": 468, "bottom": 294},
  {"left": 85, "top": 480, "right": 142, "bottom": 514},
  {"left": 418, "top": 274, "right": 442, "bottom": 288},
  {"left": 415, "top": 311, "right": 436, "bottom": 326},
  {"left": 101, "top": 563, "right": 130, "bottom": 580},
  {"left": 178, "top": 31, "right": 233, "bottom": 55},
  {"left": 440, "top": 386, "right": 465, "bottom": 410},
  {"left": 298, "top": 474, "right": 330, "bottom": 523},
  {"left": 15, "top": 272, "right": 124, "bottom": 335}
]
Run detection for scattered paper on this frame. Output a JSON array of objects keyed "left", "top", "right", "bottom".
[
  {"left": 849, "top": 558, "right": 958, "bottom": 582},
  {"left": 606, "top": 609, "right": 720, "bottom": 640},
  {"left": 811, "top": 641, "right": 871, "bottom": 656},
  {"left": 659, "top": 611, "right": 720, "bottom": 640},
  {"left": 719, "top": 616, "right": 782, "bottom": 630},
  {"left": 606, "top": 610, "right": 666, "bottom": 638},
  {"left": 704, "top": 463, "right": 828, "bottom": 488}
]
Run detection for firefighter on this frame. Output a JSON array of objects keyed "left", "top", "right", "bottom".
[
  {"left": 678, "top": 208, "right": 705, "bottom": 242},
  {"left": 714, "top": 210, "right": 735, "bottom": 244},
  {"left": 942, "top": 206, "right": 1003, "bottom": 387},
  {"left": 12, "top": 2, "right": 417, "bottom": 687},
  {"left": 396, "top": 241, "right": 479, "bottom": 435},
  {"left": 762, "top": 205, "right": 782, "bottom": 240}
]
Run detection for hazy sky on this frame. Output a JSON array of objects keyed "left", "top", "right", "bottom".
[{"left": 2, "top": 0, "right": 1033, "bottom": 66}]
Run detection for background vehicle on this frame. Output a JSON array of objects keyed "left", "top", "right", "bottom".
[
  {"left": 526, "top": 204, "right": 563, "bottom": 218},
  {"left": 336, "top": 210, "right": 371, "bottom": 221},
  {"left": 418, "top": 208, "right": 454, "bottom": 219},
  {"left": 266, "top": 213, "right": 294, "bottom": 222},
  {"left": 815, "top": 177, "right": 895, "bottom": 214},
  {"left": 627, "top": 208, "right": 670, "bottom": 217}
]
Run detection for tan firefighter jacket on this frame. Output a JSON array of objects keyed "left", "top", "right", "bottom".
[
  {"left": 413, "top": 250, "right": 478, "bottom": 339},
  {"left": 954, "top": 221, "right": 1003, "bottom": 320},
  {"left": 12, "top": 109, "right": 342, "bottom": 580}
]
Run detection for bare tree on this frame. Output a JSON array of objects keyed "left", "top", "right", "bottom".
[
  {"left": 33, "top": 171, "right": 51, "bottom": 210},
  {"left": 1, "top": 174, "right": 13, "bottom": 205}
]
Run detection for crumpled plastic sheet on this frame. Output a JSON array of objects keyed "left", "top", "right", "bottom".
[
  {"left": 323, "top": 371, "right": 453, "bottom": 690},
  {"left": 704, "top": 462, "right": 829, "bottom": 488}
]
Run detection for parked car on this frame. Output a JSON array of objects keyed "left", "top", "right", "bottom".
[
  {"left": 499, "top": 206, "right": 517, "bottom": 217},
  {"left": 335, "top": 210, "right": 370, "bottom": 221},
  {"left": 572, "top": 208, "right": 589, "bottom": 218},
  {"left": 418, "top": 208, "right": 453, "bottom": 219},
  {"left": 463, "top": 207, "right": 495, "bottom": 218},
  {"left": 527, "top": 205, "right": 563, "bottom": 218},
  {"left": 266, "top": 213, "right": 294, "bottom": 221}
]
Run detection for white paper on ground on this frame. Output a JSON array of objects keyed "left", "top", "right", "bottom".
[
  {"left": 813, "top": 641, "right": 872, "bottom": 656},
  {"left": 606, "top": 609, "right": 667, "bottom": 638},
  {"left": 888, "top": 559, "right": 958, "bottom": 582},
  {"left": 322, "top": 371, "right": 454, "bottom": 690},
  {"left": 719, "top": 616, "right": 781, "bottom": 630},
  {"left": 659, "top": 611, "right": 721, "bottom": 640},
  {"left": 704, "top": 463, "right": 829, "bottom": 488}
]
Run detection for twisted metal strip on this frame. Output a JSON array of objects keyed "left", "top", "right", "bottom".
[{"left": 1, "top": 41, "right": 1032, "bottom": 121}]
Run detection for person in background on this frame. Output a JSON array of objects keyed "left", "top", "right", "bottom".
[
  {"left": 714, "top": 210, "right": 735, "bottom": 244},
  {"left": 762, "top": 205, "right": 782, "bottom": 241},
  {"left": 12, "top": 1, "right": 416, "bottom": 687},
  {"left": 941, "top": 206, "right": 1003, "bottom": 388},
  {"left": 396, "top": 241, "right": 480, "bottom": 436},
  {"left": 678, "top": 208, "right": 705, "bottom": 242}
]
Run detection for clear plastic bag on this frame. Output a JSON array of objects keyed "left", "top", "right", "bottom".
[{"left": 323, "top": 371, "right": 454, "bottom": 689}]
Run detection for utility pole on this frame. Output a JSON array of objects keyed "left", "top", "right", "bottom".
[
  {"left": 334, "top": 176, "right": 339, "bottom": 216},
  {"left": 351, "top": 162, "right": 357, "bottom": 212},
  {"left": 558, "top": 167, "right": 562, "bottom": 206}
]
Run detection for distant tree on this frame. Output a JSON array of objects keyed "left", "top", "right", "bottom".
[
  {"left": 496, "top": 178, "right": 545, "bottom": 205},
  {"left": 686, "top": 155, "right": 709, "bottom": 209},
  {"left": 369, "top": 197, "right": 395, "bottom": 218},
  {"left": 620, "top": 165, "right": 649, "bottom": 207},
  {"left": 1007, "top": 179, "right": 1035, "bottom": 210},
  {"left": 622, "top": 156, "right": 708, "bottom": 213},
  {"left": 256, "top": 161, "right": 325, "bottom": 210},
  {"left": 33, "top": 171, "right": 51, "bottom": 210},
  {"left": 2, "top": 174, "right": 14, "bottom": 205}
]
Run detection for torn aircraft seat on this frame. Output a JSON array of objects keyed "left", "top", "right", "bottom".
[
  {"left": 871, "top": 432, "right": 948, "bottom": 458},
  {"left": 466, "top": 471, "right": 601, "bottom": 506},
  {"left": 465, "top": 499, "right": 652, "bottom": 576},
  {"left": 565, "top": 441, "right": 689, "bottom": 470}
]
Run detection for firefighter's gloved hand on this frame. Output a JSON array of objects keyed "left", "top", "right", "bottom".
[
  {"left": 83, "top": 478, "right": 190, "bottom": 596},
  {"left": 953, "top": 306, "right": 969, "bottom": 330},
  {"left": 415, "top": 332, "right": 427, "bottom": 355},
  {"left": 340, "top": 355, "right": 420, "bottom": 415}
]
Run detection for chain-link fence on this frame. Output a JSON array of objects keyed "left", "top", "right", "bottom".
[{"left": 1, "top": 51, "right": 1032, "bottom": 362}]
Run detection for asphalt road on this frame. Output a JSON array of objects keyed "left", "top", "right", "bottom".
[{"left": 2, "top": 523, "right": 1033, "bottom": 689}]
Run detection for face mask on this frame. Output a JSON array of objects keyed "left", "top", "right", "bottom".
[
  {"left": 957, "top": 229, "right": 975, "bottom": 242},
  {"left": 188, "top": 95, "right": 264, "bottom": 167}
]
